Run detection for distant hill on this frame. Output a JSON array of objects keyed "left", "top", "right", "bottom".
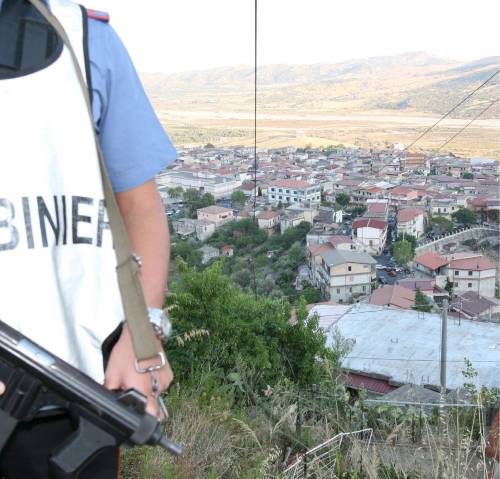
[{"left": 142, "top": 52, "right": 499, "bottom": 119}]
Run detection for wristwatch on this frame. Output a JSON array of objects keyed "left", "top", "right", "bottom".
[{"left": 147, "top": 307, "right": 172, "bottom": 343}]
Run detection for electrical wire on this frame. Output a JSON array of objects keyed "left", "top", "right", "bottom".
[
  {"left": 252, "top": 0, "right": 258, "bottom": 222},
  {"left": 403, "top": 69, "right": 499, "bottom": 152},
  {"left": 437, "top": 99, "right": 499, "bottom": 152}
]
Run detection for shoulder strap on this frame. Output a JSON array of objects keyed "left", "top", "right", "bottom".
[{"left": 27, "top": 0, "right": 161, "bottom": 364}]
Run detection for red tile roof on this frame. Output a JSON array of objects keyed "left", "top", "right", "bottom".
[
  {"left": 352, "top": 218, "right": 388, "bottom": 230},
  {"left": 308, "top": 244, "right": 334, "bottom": 255},
  {"left": 328, "top": 235, "right": 353, "bottom": 246},
  {"left": 389, "top": 186, "right": 418, "bottom": 196},
  {"left": 414, "top": 252, "right": 449, "bottom": 270},
  {"left": 397, "top": 208, "right": 424, "bottom": 223},
  {"left": 369, "top": 285, "right": 416, "bottom": 309},
  {"left": 343, "top": 373, "right": 397, "bottom": 394},
  {"left": 449, "top": 256, "right": 496, "bottom": 271}
]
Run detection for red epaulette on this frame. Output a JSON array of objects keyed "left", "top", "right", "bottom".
[{"left": 86, "top": 9, "right": 110, "bottom": 23}]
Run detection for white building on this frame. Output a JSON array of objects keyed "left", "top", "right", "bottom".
[
  {"left": 351, "top": 218, "right": 388, "bottom": 255},
  {"left": 268, "top": 180, "right": 321, "bottom": 205},
  {"left": 157, "top": 170, "right": 242, "bottom": 199},
  {"left": 200, "top": 245, "right": 220, "bottom": 264},
  {"left": 197, "top": 205, "right": 234, "bottom": 227},
  {"left": 397, "top": 208, "right": 426, "bottom": 239},
  {"left": 444, "top": 254, "right": 497, "bottom": 298}
]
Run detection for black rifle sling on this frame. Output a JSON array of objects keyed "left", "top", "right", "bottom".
[{"left": 26, "top": 0, "right": 161, "bottom": 363}]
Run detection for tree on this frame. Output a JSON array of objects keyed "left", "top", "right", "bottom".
[
  {"left": 335, "top": 193, "right": 351, "bottom": 208},
  {"left": 429, "top": 216, "right": 452, "bottom": 235},
  {"left": 230, "top": 189, "right": 246, "bottom": 207},
  {"left": 487, "top": 210, "right": 499, "bottom": 223},
  {"left": 165, "top": 262, "right": 331, "bottom": 388},
  {"left": 167, "top": 186, "right": 183, "bottom": 199},
  {"left": 393, "top": 239, "right": 414, "bottom": 265},
  {"left": 452, "top": 208, "right": 478, "bottom": 226},
  {"left": 413, "top": 289, "right": 432, "bottom": 312},
  {"left": 461, "top": 172, "right": 473, "bottom": 179}
]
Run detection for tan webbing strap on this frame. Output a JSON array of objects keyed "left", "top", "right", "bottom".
[{"left": 27, "top": 0, "right": 161, "bottom": 363}]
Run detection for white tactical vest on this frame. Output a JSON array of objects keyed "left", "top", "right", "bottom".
[{"left": 0, "top": 0, "right": 124, "bottom": 383}]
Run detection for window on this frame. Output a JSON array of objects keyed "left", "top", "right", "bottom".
[
  {"left": 271, "top": 195, "right": 275, "bottom": 199},
  {"left": 362, "top": 285, "right": 366, "bottom": 292},
  {"left": 270, "top": 187, "right": 275, "bottom": 192},
  {"left": 455, "top": 271, "right": 459, "bottom": 276},
  {"left": 349, "top": 287, "right": 353, "bottom": 293},
  {"left": 293, "top": 190, "right": 297, "bottom": 194},
  {"left": 337, "top": 288, "right": 340, "bottom": 294},
  {"left": 468, "top": 271, "right": 473, "bottom": 276},
  {"left": 286, "top": 189, "right": 290, "bottom": 193},
  {"left": 293, "top": 198, "right": 298, "bottom": 202},
  {"left": 454, "top": 282, "right": 458, "bottom": 287},
  {"left": 278, "top": 196, "right": 282, "bottom": 200},
  {"left": 468, "top": 283, "right": 472, "bottom": 288},
  {"left": 348, "top": 266, "right": 352, "bottom": 271},
  {"left": 286, "top": 197, "right": 290, "bottom": 202},
  {"left": 278, "top": 189, "right": 282, "bottom": 193}
]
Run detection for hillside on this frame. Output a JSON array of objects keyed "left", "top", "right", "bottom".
[{"left": 142, "top": 52, "right": 500, "bottom": 157}]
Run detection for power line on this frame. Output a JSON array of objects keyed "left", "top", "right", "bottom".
[
  {"left": 252, "top": 0, "right": 258, "bottom": 222},
  {"left": 437, "top": 99, "right": 499, "bottom": 152},
  {"left": 403, "top": 69, "right": 499, "bottom": 152},
  {"left": 344, "top": 356, "right": 499, "bottom": 363}
]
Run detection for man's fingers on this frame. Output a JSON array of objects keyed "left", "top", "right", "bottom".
[{"left": 103, "top": 370, "right": 121, "bottom": 391}]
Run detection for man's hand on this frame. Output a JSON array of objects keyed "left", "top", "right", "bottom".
[{"left": 104, "top": 324, "right": 173, "bottom": 417}]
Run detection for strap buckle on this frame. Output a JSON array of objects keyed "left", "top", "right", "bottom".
[{"left": 134, "top": 351, "right": 166, "bottom": 374}]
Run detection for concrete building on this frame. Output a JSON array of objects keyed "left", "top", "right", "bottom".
[
  {"left": 195, "top": 220, "right": 216, "bottom": 241},
  {"left": 316, "top": 250, "right": 377, "bottom": 303},
  {"left": 256, "top": 210, "right": 280, "bottom": 231},
  {"left": 430, "top": 198, "right": 460, "bottom": 218},
  {"left": 413, "top": 252, "right": 449, "bottom": 287},
  {"left": 351, "top": 218, "right": 388, "bottom": 255},
  {"left": 172, "top": 218, "right": 196, "bottom": 237},
  {"left": 268, "top": 179, "right": 321, "bottom": 205},
  {"left": 445, "top": 254, "right": 497, "bottom": 298},
  {"left": 197, "top": 205, "right": 234, "bottom": 227},
  {"left": 400, "top": 152, "right": 429, "bottom": 173},
  {"left": 397, "top": 208, "right": 426, "bottom": 239},
  {"left": 157, "top": 170, "right": 242, "bottom": 199},
  {"left": 200, "top": 245, "right": 220, "bottom": 264}
]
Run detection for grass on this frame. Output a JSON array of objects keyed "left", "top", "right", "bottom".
[{"left": 120, "top": 375, "right": 498, "bottom": 478}]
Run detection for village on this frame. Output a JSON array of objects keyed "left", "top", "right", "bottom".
[{"left": 156, "top": 143, "right": 500, "bottom": 403}]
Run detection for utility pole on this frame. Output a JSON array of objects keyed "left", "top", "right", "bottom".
[
  {"left": 440, "top": 298, "right": 448, "bottom": 406},
  {"left": 438, "top": 298, "right": 448, "bottom": 479}
]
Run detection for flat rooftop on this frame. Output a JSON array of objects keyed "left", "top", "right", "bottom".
[{"left": 315, "top": 303, "right": 500, "bottom": 390}]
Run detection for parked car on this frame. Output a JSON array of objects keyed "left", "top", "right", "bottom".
[{"left": 376, "top": 264, "right": 386, "bottom": 270}]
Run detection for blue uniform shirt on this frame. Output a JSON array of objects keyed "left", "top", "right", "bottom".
[
  {"left": 0, "top": 0, "right": 177, "bottom": 192},
  {"left": 88, "top": 18, "right": 177, "bottom": 192}
]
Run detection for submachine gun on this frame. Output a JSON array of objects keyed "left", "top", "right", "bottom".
[{"left": 0, "top": 319, "right": 182, "bottom": 478}]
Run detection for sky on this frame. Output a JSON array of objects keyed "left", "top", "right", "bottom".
[{"left": 80, "top": 0, "right": 500, "bottom": 73}]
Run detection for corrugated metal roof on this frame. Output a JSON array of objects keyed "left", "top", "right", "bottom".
[{"left": 322, "top": 303, "right": 500, "bottom": 390}]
